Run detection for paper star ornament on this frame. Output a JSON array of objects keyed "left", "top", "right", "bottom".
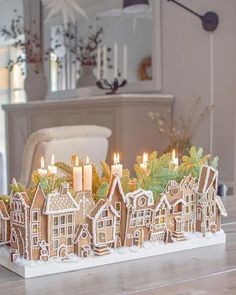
[{"left": 42, "top": 0, "right": 88, "bottom": 25}]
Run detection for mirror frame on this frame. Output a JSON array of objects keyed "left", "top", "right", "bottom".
[{"left": 44, "top": 0, "right": 162, "bottom": 99}]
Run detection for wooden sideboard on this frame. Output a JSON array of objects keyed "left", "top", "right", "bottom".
[{"left": 3, "top": 94, "right": 174, "bottom": 186}]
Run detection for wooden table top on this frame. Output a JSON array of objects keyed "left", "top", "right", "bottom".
[{"left": 0, "top": 196, "right": 235, "bottom": 295}]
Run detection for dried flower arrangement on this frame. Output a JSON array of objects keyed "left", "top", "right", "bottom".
[
  {"left": 0, "top": 10, "right": 42, "bottom": 75},
  {"left": 45, "top": 20, "right": 113, "bottom": 72},
  {"left": 149, "top": 97, "right": 214, "bottom": 157},
  {"left": 0, "top": 11, "right": 112, "bottom": 76}
]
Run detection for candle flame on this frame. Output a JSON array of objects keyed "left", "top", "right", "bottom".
[
  {"left": 114, "top": 153, "right": 120, "bottom": 164},
  {"left": 51, "top": 154, "right": 55, "bottom": 166},
  {"left": 41, "top": 157, "right": 45, "bottom": 169},
  {"left": 86, "top": 156, "right": 90, "bottom": 165},
  {"left": 75, "top": 156, "right": 79, "bottom": 167},
  {"left": 143, "top": 153, "right": 148, "bottom": 164}
]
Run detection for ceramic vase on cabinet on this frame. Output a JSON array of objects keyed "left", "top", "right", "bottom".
[
  {"left": 24, "top": 63, "right": 47, "bottom": 101},
  {"left": 76, "top": 65, "right": 97, "bottom": 88}
]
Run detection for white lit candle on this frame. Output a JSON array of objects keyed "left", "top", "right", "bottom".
[
  {"left": 114, "top": 43, "right": 118, "bottom": 78},
  {"left": 111, "top": 153, "right": 123, "bottom": 178},
  {"left": 170, "top": 150, "right": 179, "bottom": 171},
  {"left": 97, "top": 46, "right": 101, "bottom": 80},
  {"left": 123, "top": 44, "right": 128, "bottom": 80},
  {"left": 48, "top": 154, "right": 57, "bottom": 175},
  {"left": 140, "top": 153, "right": 148, "bottom": 172},
  {"left": 103, "top": 45, "right": 107, "bottom": 79},
  {"left": 84, "top": 157, "right": 93, "bottom": 191},
  {"left": 73, "top": 156, "right": 83, "bottom": 192},
  {"left": 38, "top": 157, "right": 47, "bottom": 176}
]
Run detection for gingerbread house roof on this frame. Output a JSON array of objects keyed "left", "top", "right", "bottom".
[
  {"left": 198, "top": 165, "right": 218, "bottom": 194},
  {"left": 73, "top": 224, "right": 92, "bottom": 243},
  {"left": 165, "top": 180, "right": 180, "bottom": 193},
  {"left": 216, "top": 195, "right": 227, "bottom": 217},
  {"left": 31, "top": 183, "right": 46, "bottom": 208},
  {"left": 88, "top": 199, "right": 119, "bottom": 219},
  {"left": 107, "top": 174, "right": 126, "bottom": 203},
  {"left": 165, "top": 180, "right": 185, "bottom": 200},
  {"left": 180, "top": 174, "right": 198, "bottom": 192},
  {"left": 165, "top": 181, "right": 184, "bottom": 203},
  {"left": 13, "top": 192, "right": 31, "bottom": 207},
  {"left": 126, "top": 189, "right": 154, "bottom": 208},
  {"left": 154, "top": 194, "right": 171, "bottom": 212},
  {"left": 169, "top": 197, "right": 187, "bottom": 207},
  {"left": 44, "top": 184, "right": 79, "bottom": 215},
  {"left": 0, "top": 200, "right": 10, "bottom": 220},
  {"left": 75, "top": 191, "right": 95, "bottom": 210}
]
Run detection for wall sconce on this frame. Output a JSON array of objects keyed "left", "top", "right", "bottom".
[
  {"left": 167, "top": 0, "right": 219, "bottom": 32},
  {"left": 123, "top": 0, "right": 150, "bottom": 14},
  {"left": 123, "top": 0, "right": 218, "bottom": 31}
]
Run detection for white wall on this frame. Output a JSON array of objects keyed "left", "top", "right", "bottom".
[
  {"left": 0, "top": 0, "right": 23, "bottom": 29},
  {"left": 161, "top": 0, "right": 236, "bottom": 187}
]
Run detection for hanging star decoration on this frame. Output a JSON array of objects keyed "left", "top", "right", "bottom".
[{"left": 42, "top": 0, "right": 88, "bottom": 25}]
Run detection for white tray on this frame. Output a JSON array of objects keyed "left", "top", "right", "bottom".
[{"left": 0, "top": 231, "right": 226, "bottom": 279}]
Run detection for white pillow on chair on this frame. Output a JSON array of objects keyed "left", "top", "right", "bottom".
[
  {"left": 32, "top": 137, "right": 109, "bottom": 173},
  {"left": 20, "top": 125, "right": 112, "bottom": 187}
]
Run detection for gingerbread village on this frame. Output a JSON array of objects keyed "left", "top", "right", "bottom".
[{"left": 0, "top": 147, "right": 227, "bottom": 265}]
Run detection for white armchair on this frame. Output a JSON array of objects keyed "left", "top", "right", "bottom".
[{"left": 20, "top": 125, "right": 112, "bottom": 187}]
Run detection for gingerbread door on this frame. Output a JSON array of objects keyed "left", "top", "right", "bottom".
[
  {"left": 59, "top": 245, "right": 68, "bottom": 259},
  {"left": 98, "top": 232, "right": 106, "bottom": 244},
  {"left": 82, "top": 246, "right": 90, "bottom": 258},
  {"left": 133, "top": 229, "right": 144, "bottom": 247},
  {"left": 175, "top": 217, "right": 184, "bottom": 232}
]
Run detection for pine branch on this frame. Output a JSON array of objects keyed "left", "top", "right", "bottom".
[
  {"left": 92, "top": 165, "right": 102, "bottom": 194},
  {"left": 100, "top": 160, "right": 111, "bottom": 183},
  {"left": 211, "top": 156, "right": 219, "bottom": 170},
  {"left": 96, "top": 182, "right": 109, "bottom": 200},
  {"left": 55, "top": 162, "right": 73, "bottom": 175}
]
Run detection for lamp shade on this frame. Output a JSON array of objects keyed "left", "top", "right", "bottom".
[{"left": 123, "top": 0, "right": 149, "bottom": 13}]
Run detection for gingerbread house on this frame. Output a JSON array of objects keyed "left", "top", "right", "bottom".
[
  {"left": 150, "top": 194, "right": 171, "bottom": 243},
  {"left": 10, "top": 191, "right": 31, "bottom": 261},
  {"left": 73, "top": 224, "right": 92, "bottom": 257},
  {"left": 10, "top": 182, "right": 80, "bottom": 262},
  {"left": 43, "top": 183, "right": 80, "bottom": 259},
  {"left": 165, "top": 181, "right": 187, "bottom": 241},
  {"left": 165, "top": 176, "right": 198, "bottom": 233},
  {"left": 107, "top": 174, "right": 127, "bottom": 247},
  {"left": 0, "top": 200, "right": 10, "bottom": 245},
  {"left": 88, "top": 199, "right": 119, "bottom": 254},
  {"left": 29, "top": 184, "right": 48, "bottom": 261},
  {"left": 196, "top": 165, "right": 227, "bottom": 235},
  {"left": 125, "top": 189, "right": 154, "bottom": 248},
  {"left": 180, "top": 175, "right": 198, "bottom": 232}
]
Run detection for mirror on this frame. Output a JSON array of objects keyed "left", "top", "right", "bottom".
[{"left": 44, "top": 0, "right": 161, "bottom": 98}]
